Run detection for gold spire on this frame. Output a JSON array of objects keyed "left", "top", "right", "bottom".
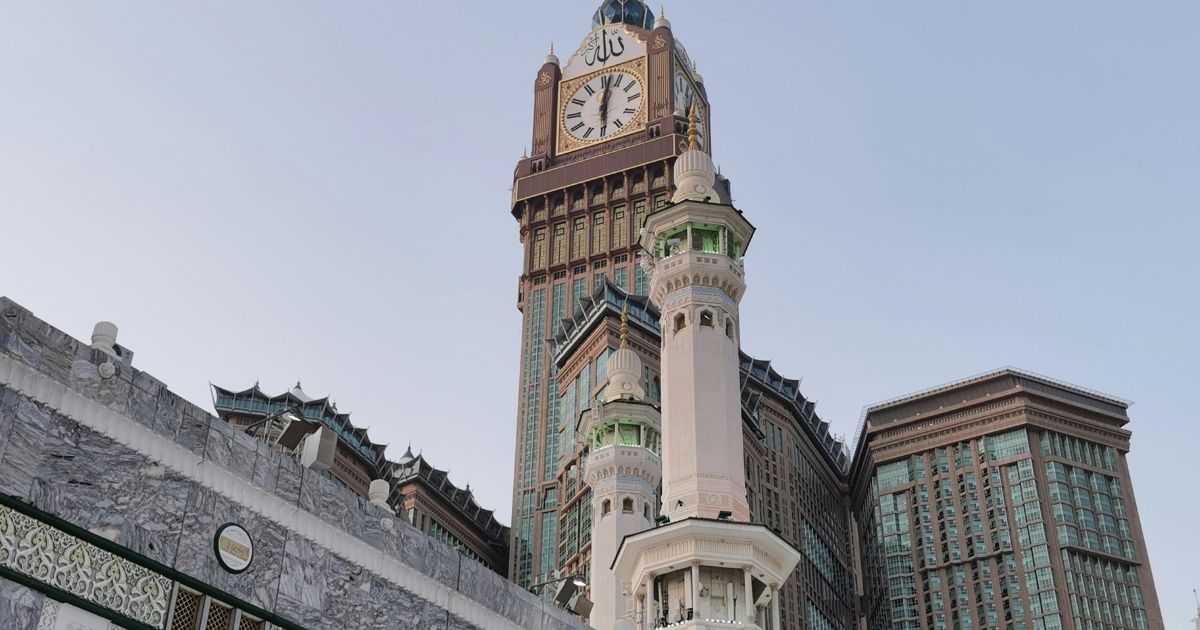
[
  {"left": 687, "top": 103, "right": 699, "bottom": 150},
  {"left": 660, "top": 4, "right": 667, "bottom": 19},
  {"left": 549, "top": 42, "right": 555, "bottom": 55},
  {"left": 619, "top": 302, "right": 630, "bottom": 349}
]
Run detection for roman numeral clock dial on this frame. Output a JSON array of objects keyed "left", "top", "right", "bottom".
[{"left": 561, "top": 70, "right": 643, "bottom": 144}]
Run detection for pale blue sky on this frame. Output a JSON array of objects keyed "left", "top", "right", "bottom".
[{"left": 1, "top": 1, "right": 1196, "bottom": 625}]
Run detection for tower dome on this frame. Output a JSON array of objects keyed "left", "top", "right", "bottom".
[
  {"left": 672, "top": 105, "right": 717, "bottom": 203},
  {"left": 603, "top": 304, "right": 646, "bottom": 402},
  {"left": 592, "top": 0, "right": 655, "bottom": 31}
]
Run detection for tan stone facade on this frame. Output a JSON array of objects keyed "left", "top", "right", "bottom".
[{"left": 850, "top": 370, "right": 1163, "bottom": 630}]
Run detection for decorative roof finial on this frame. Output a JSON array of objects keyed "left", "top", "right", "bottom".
[
  {"left": 544, "top": 42, "right": 560, "bottom": 65},
  {"left": 687, "top": 103, "right": 700, "bottom": 151},
  {"left": 654, "top": 3, "right": 671, "bottom": 29},
  {"left": 619, "top": 302, "right": 630, "bottom": 349}
]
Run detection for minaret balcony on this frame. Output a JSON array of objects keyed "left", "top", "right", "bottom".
[
  {"left": 612, "top": 519, "right": 801, "bottom": 630},
  {"left": 656, "top": 251, "right": 745, "bottom": 281},
  {"left": 584, "top": 445, "right": 662, "bottom": 489}
]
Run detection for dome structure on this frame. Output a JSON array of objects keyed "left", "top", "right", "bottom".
[
  {"left": 592, "top": 0, "right": 655, "bottom": 31},
  {"left": 603, "top": 304, "right": 646, "bottom": 402},
  {"left": 672, "top": 106, "right": 717, "bottom": 203}
]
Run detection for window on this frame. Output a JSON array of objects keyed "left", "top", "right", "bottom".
[
  {"left": 726, "top": 319, "right": 735, "bottom": 339},
  {"left": 532, "top": 229, "right": 547, "bottom": 270},
  {"left": 691, "top": 225, "right": 721, "bottom": 253},
  {"left": 674, "top": 313, "right": 687, "bottom": 332},
  {"left": 593, "top": 213, "right": 607, "bottom": 253},
  {"left": 613, "top": 207, "right": 628, "bottom": 247},
  {"left": 602, "top": 500, "right": 612, "bottom": 516},
  {"left": 700, "top": 310, "right": 714, "bottom": 327},
  {"left": 572, "top": 218, "right": 587, "bottom": 259},
  {"left": 552, "top": 223, "right": 567, "bottom": 265},
  {"left": 170, "top": 588, "right": 202, "bottom": 630},
  {"left": 206, "top": 601, "right": 234, "bottom": 630},
  {"left": 623, "top": 498, "right": 634, "bottom": 513},
  {"left": 644, "top": 503, "right": 651, "bottom": 520},
  {"left": 168, "top": 586, "right": 263, "bottom": 630}
]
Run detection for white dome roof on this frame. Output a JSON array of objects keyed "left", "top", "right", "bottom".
[
  {"left": 672, "top": 106, "right": 716, "bottom": 203},
  {"left": 603, "top": 305, "right": 646, "bottom": 402}
]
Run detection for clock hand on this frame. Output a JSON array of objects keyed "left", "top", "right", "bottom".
[{"left": 599, "top": 85, "right": 611, "bottom": 129}]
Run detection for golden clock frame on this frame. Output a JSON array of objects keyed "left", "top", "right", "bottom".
[{"left": 556, "top": 57, "right": 650, "bottom": 156}]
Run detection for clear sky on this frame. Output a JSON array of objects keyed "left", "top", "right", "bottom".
[{"left": 1, "top": 1, "right": 1196, "bottom": 625}]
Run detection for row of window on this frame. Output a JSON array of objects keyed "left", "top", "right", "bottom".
[
  {"left": 169, "top": 586, "right": 264, "bottom": 630},
  {"left": 599, "top": 497, "right": 653, "bottom": 520},
  {"left": 524, "top": 170, "right": 662, "bottom": 222},
  {"left": 529, "top": 197, "right": 666, "bottom": 271}
]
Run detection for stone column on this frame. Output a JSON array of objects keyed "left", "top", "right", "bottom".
[
  {"left": 770, "top": 584, "right": 781, "bottom": 630},
  {"left": 690, "top": 563, "right": 701, "bottom": 620},
  {"left": 683, "top": 568, "right": 692, "bottom": 619},
  {"left": 743, "top": 568, "right": 754, "bottom": 624},
  {"left": 643, "top": 574, "right": 654, "bottom": 628}
]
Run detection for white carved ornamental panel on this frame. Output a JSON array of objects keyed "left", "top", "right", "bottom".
[{"left": 0, "top": 503, "right": 172, "bottom": 628}]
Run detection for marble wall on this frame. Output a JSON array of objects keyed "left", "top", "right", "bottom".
[{"left": 0, "top": 297, "right": 589, "bottom": 630}]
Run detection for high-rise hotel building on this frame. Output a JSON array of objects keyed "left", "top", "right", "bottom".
[
  {"left": 507, "top": 0, "right": 717, "bottom": 591},
  {"left": 851, "top": 370, "right": 1163, "bottom": 630}
]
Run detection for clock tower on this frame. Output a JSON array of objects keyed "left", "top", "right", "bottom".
[{"left": 509, "top": 2, "right": 719, "bottom": 590}]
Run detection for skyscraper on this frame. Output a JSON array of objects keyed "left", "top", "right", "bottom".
[
  {"left": 509, "top": 1, "right": 715, "bottom": 589},
  {"left": 850, "top": 369, "right": 1163, "bottom": 630}
]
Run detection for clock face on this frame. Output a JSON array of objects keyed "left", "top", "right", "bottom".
[
  {"left": 674, "top": 70, "right": 707, "bottom": 149},
  {"left": 674, "top": 72, "right": 695, "bottom": 113},
  {"left": 563, "top": 71, "right": 643, "bottom": 142}
]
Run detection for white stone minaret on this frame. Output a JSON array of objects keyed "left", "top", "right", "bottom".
[
  {"left": 612, "top": 109, "right": 801, "bottom": 630},
  {"left": 586, "top": 306, "right": 662, "bottom": 630}
]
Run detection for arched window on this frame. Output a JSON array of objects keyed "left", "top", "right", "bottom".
[
  {"left": 643, "top": 503, "right": 651, "bottom": 520},
  {"left": 700, "top": 311, "right": 714, "bottom": 327},
  {"left": 726, "top": 319, "right": 735, "bottom": 340},
  {"left": 623, "top": 498, "right": 635, "bottom": 513},
  {"left": 602, "top": 500, "right": 612, "bottom": 516},
  {"left": 674, "top": 313, "right": 686, "bottom": 332}
]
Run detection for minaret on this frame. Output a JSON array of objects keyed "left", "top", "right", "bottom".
[
  {"left": 651, "top": 106, "right": 748, "bottom": 523},
  {"left": 612, "top": 109, "right": 800, "bottom": 629},
  {"left": 586, "top": 305, "right": 662, "bottom": 630}
]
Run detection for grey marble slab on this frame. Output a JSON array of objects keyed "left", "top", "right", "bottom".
[
  {"left": 276, "top": 531, "right": 330, "bottom": 627},
  {"left": 251, "top": 442, "right": 280, "bottom": 495},
  {"left": 175, "top": 408, "right": 210, "bottom": 456},
  {"left": 0, "top": 578, "right": 45, "bottom": 630},
  {"left": 204, "top": 427, "right": 233, "bottom": 469},
  {"left": 0, "top": 397, "right": 51, "bottom": 499}
]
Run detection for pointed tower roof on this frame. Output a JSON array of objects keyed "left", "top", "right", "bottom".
[
  {"left": 671, "top": 104, "right": 717, "bottom": 203},
  {"left": 654, "top": 4, "right": 671, "bottom": 29},
  {"left": 603, "top": 303, "right": 646, "bottom": 403},
  {"left": 289, "top": 380, "right": 313, "bottom": 402}
]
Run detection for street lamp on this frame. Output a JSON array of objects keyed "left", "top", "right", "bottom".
[
  {"left": 529, "top": 573, "right": 587, "bottom": 593},
  {"left": 529, "top": 574, "right": 592, "bottom": 618}
]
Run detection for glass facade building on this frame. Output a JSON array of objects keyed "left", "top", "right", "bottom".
[
  {"left": 851, "top": 370, "right": 1162, "bottom": 630},
  {"left": 510, "top": 149, "right": 675, "bottom": 589}
]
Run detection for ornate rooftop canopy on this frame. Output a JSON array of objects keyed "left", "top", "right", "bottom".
[
  {"left": 392, "top": 451, "right": 509, "bottom": 543},
  {"left": 591, "top": 0, "right": 655, "bottom": 31}
]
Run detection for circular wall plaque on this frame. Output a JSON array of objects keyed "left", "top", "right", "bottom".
[{"left": 214, "top": 523, "right": 254, "bottom": 574}]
